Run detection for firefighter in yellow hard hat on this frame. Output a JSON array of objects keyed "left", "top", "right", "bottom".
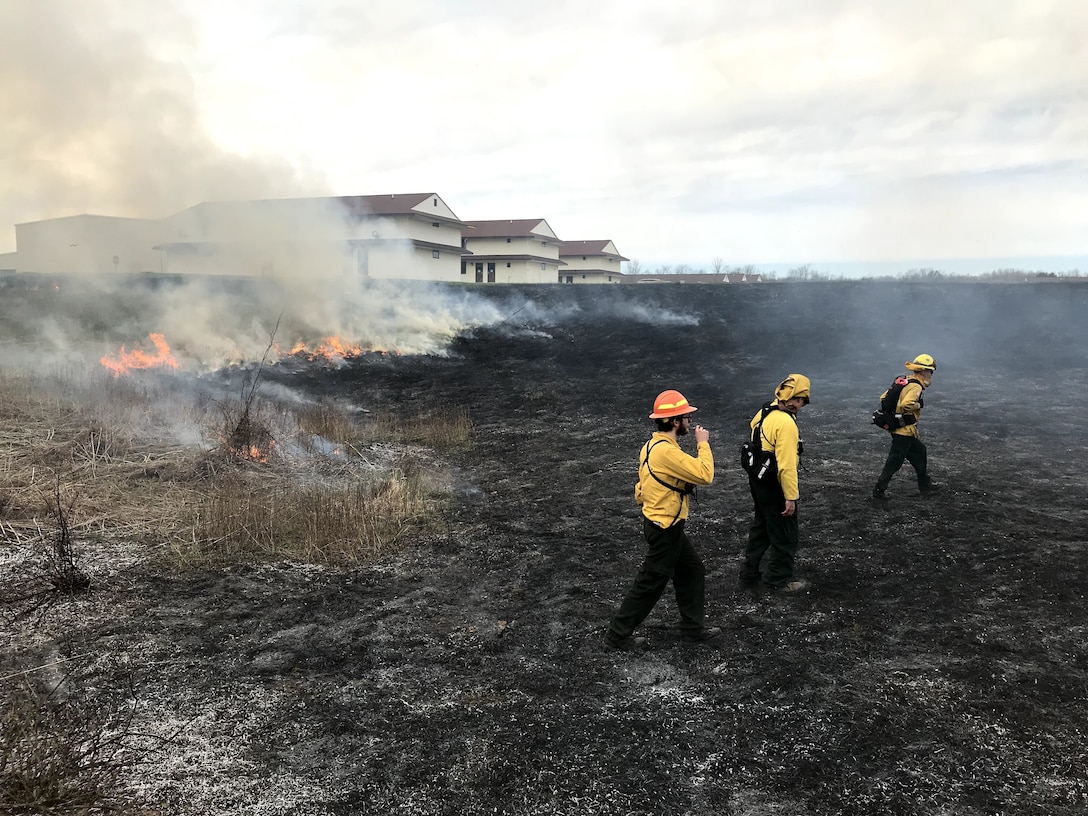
[
  {"left": 739, "top": 374, "right": 811, "bottom": 595},
  {"left": 873, "top": 354, "right": 940, "bottom": 499},
  {"left": 604, "top": 389, "right": 720, "bottom": 651}
]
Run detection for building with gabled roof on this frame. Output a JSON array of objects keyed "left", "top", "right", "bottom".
[
  {"left": 557, "top": 240, "right": 628, "bottom": 284},
  {"left": 1, "top": 193, "right": 471, "bottom": 283},
  {"left": 156, "top": 193, "right": 469, "bottom": 282},
  {"left": 460, "top": 218, "right": 563, "bottom": 284}
]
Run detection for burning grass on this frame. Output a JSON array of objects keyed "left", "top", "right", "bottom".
[{"left": 0, "top": 364, "right": 465, "bottom": 574}]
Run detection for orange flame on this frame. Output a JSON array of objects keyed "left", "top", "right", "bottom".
[
  {"left": 100, "top": 333, "right": 179, "bottom": 377},
  {"left": 289, "top": 336, "right": 367, "bottom": 363}
]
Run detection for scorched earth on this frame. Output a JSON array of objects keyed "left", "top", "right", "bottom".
[{"left": 3, "top": 279, "right": 1087, "bottom": 815}]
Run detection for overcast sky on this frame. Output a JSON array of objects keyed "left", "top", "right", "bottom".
[{"left": 2, "top": 0, "right": 1086, "bottom": 274}]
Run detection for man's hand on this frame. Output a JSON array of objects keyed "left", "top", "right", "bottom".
[
  {"left": 781, "top": 499, "right": 796, "bottom": 517},
  {"left": 694, "top": 425, "right": 710, "bottom": 444}
]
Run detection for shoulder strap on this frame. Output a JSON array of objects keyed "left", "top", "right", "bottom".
[
  {"left": 752, "top": 402, "right": 782, "bottom": 447},
  {"left": 643, "top": 439, "right": 692, "bottom": 495},
  {"left": 642, "top": 438, "right": 691, "bottom": 527}
]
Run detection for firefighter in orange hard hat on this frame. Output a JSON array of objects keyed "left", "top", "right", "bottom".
[
  {"left": 873, "top": 354, "right": 941, "bottom": 499},
  {"left": 604, "top": 389, "right": 721, "bottom": 651}
]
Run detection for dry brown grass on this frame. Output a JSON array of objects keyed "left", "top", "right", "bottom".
[
  {"left": 0, "top": 680, "right": 134, "bottom": 815},
  {"left": 0, "top": 365, "right": 466, "bottom": 570},
  {"left": 0, "top": 363, "right": 469, "bottom": 813}
]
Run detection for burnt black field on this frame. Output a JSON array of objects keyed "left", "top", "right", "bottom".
[{"left": 4, "top": 279, "right": 1088, "bottom": 815}]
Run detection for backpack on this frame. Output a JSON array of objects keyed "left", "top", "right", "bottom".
[
  {"left": 872, "top": 376, "right": 921, "bottom": 431},
  {"left": 740, "top": 403, "right": 778, "bottom": 481}
]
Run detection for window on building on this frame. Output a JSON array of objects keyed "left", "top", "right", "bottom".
[
  {"left": 506, "top": 262, "right": 511, "bottom": 268},
  {"left": 432, "top": 222, "right": 440, "bottom": 227},
  {"left": 506, "top": 238, "right": 512, "bottom": 243},
  {"left": 540, "top": 263, "right": 546, "bottom": 270},
  {"left": 432, "top": 250, "right": 440, "bottom": 258},
  {"left": 433, "top": 198, "right": 438, "bottom": 207}
]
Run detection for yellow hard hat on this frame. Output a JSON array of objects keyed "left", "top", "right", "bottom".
[
  {"left": 905, "top": 354, "right": 937, "bottom": 372},
  {"left": 774, "top": 374, "right": 811, "bottom": 404}
]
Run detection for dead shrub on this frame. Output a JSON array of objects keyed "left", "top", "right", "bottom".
[{"left": 0, "top": 681, "right": 137, "bottom": 815}]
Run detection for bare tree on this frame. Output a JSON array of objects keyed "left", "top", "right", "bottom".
[
  {"left": 624, "top": 259, "right": 642, "bottom": 275},
  {"left": 711, "top": 257, "right": 726, "bottom": 275}
]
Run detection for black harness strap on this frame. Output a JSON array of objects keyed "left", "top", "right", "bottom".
[{"left": 642, "top": 439, "right": 694, "bottom": 527}]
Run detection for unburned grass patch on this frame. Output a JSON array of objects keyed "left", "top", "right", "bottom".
[
  {"left": 0, "top": 363, "right": 465, "bottom": 573},
  {"left": 176, "top": 466, "right": 434, "bottom": 567},
  {"left": 293, "top": 399, "right": 470, "bottom": 451}
]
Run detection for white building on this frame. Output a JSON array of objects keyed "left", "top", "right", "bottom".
[
  {"left": 1, "top": 193, "right": 470, "bottom": 284},
  {"left": 557, "top": 240, "right": 628, "bottom": 284},
  {"left": 460, "top": 219, "right": 564, "bottom": 284}
]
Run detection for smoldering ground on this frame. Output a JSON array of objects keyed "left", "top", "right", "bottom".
[{"left": 3, "top": 280, "right": 1088, "bottom": 815}]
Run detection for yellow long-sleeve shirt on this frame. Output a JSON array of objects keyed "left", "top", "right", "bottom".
[
  {"left": 634, "top": 432, "right": 714, "bottom": 527},
  {"left": 750, "top": 405, "right": 801, "bottom": 500},
  {"left": 881, "top": 378, "right": 927, "bottom": 439}
]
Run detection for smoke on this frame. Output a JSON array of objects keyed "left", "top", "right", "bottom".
[
  {"left": 0, "top": 3, "right": 517, "bottom": 370},
  {"left": 0, "top": 1, "right": 327, "bottom": 253}
]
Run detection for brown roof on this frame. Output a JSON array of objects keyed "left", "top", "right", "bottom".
[
  {"left": 558, "top": 240, "right": 629, "bottom": 262},
  {"left": 174, "top": 194, "right": 465, "bottom": 225},
  {"left": 463, "top": 219, "right": 556, "bottom": 239}
]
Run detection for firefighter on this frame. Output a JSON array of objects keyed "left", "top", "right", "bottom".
[
  {"left": 739, "top": 374, "right": 811, "bottom": 594},
  {"left": 873, "top": 353, "right": 940, "bottom": 499},
  {"left": 604, "top": 389, "right": 721, "bottom": 651}
]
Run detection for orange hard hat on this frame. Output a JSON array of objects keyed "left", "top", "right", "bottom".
[{"left": 649, "top": 389, "right": 697, "bottom": 419}]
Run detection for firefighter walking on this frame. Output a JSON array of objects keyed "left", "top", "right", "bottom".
[
  {"left": 873, "top": 354, "right": 941, "bottom": 499},
  {"left": 604, "top": 389, "right": 721, "bottom": 651}
]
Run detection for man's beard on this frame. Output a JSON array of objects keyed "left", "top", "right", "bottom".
[{"left": 677, "top": 424, "right": 689, "bottom": 435}]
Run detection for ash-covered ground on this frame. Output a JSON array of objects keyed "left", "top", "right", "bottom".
[{"left": 7, "top": 280, "right": 1088, "bottom": 815}]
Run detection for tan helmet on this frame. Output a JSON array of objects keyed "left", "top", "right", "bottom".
[
  {"left": 774, "top": 374, "right": 811, "bottom": 405},
  {"left": 905, "top": 353, "right": 937, "bottom": 372},
  {"left": 649, "top": 389, "right": 697, "bottom": 419}
]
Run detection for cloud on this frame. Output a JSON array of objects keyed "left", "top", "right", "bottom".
[{"left": 3, "top": 0, "right": 1087, "bottom": 270}]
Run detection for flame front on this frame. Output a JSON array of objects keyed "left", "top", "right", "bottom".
[
  {"left": 289, "top": 336, "right": 368, "bottom": 362},
  {"left": 100, "top": 333, "right": 179, "bottom": 377}
]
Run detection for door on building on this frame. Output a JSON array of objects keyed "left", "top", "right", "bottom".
[
  {"left": 475, "top": 262, "right": 483, "bottom": 283},
  {"left": 487, "top": 262, "right": 496, "bottom": 283}
]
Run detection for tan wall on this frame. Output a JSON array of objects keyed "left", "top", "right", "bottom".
[
  {"left": 464, "top": 236, "right": 560, "bottom": 260},
  {"left": 13, "top": 216, "right": 162, "bottom": 275},
  {"left": 560, "top": 271, "right": 622, "bottom": 284},
  {"left": 560, "top": 255, "right": 623, "bottom": 274},
  {"left": 461, "top": 258, "right": 559, "bottom": 284},
  {"left": 365, "top": 244, "right": 462, "bottom": 282}
]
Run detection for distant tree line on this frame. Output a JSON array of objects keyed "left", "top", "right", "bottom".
[{"left": 621, "top": 259, "right": 1085, "bottom": 282}]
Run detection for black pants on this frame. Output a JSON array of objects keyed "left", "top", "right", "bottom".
[
  {"left": 876, "top": 434, "right": 933, "bottom": 491},
  {"left": 740, "top": 475, "right": 799, "bottom": 589},
  {"left": 608, "top": 517, "right": 707, "bottom": 640}
]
